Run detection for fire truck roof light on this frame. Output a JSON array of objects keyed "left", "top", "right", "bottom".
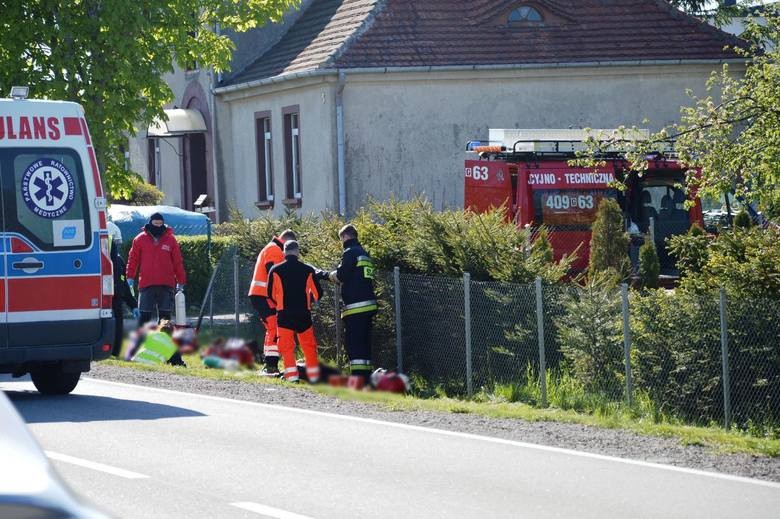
[
  {"left": 466, "top": 140, "right": 505, "bottom": 152},
  {"left": 9, "top": 86, "right": 29, "bottom": 100}
]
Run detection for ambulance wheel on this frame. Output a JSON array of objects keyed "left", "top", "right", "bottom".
[{"left": 31, "top": 365, "right": 81, "bottom": 395}]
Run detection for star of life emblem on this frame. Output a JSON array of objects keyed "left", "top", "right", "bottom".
[{"left": 21, "top": 158, "right": 76, "bottom": 219}]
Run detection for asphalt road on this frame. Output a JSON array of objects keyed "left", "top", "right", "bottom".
[{"left": 3, "top": 375, "right": 779, "bottom": 519}]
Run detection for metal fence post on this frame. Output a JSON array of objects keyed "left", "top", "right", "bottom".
[
  {"left": 719, "top": 287, "right": 732, "bottom": 429},
  {"left": 535, "top": 277, "right": 547, "bottom": 408},
  {"left": 464, "top": 272, "right": 473, "bottom": 398},
  {"left": 207, "top": 219, "right": 212, "bottom": 258},
  {"left": 394, "top": 267, "right": 403, "bottom": 373},
  {"left": 621, "top": 283, "right": 633, "bottom": 406},
  {"left": 233, "top": 247, "right": 239, "bottom": 336}
]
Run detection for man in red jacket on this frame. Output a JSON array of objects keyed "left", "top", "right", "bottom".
[{"left": 126, "top": 213, "right": 187, "bottom": 327}]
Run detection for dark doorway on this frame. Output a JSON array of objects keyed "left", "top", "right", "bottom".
[{"left": 185, "top": 133, "right": 207, "bottom": 211}]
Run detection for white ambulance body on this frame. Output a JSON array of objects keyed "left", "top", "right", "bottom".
[{"left": 0, "top": 92, "right": 114, "bottom": 394}]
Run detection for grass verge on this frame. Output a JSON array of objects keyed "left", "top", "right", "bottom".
[{"left": 96, "top": 357, "right": 780, "bottom": 458}]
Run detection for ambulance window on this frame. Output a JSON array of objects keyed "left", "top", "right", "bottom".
[{"left": 5, "top": 148, "right": 91, "bottom": 250}]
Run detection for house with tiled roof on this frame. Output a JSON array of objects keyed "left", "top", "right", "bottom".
[{"left": 127, "top": 0, "right": 746, "bottom": 220}]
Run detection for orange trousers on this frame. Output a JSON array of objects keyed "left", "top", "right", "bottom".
[
  {"left": 262, "top": 314, "right": 279, "bottom": 358},
  {"left": 277, "top": 326, "right": 320, "bottom": 383}
]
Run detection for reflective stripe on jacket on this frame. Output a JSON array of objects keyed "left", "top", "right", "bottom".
[
  {"left": 132, "top": 331, "right": 177, "bottom": 365},
  {"left": 248, "top": 237, "right": 285, "bottom": 297},
  {"left": 335, "top": 238, "right": 377, "bottom": 317},
  {"left": 341, "top": 299, "right": 378, "bottom": 318}
]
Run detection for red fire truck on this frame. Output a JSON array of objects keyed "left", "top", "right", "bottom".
[{"left": 464, "top": 129, "right": 703, "bottom": 272}]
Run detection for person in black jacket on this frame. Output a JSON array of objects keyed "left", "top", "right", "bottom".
[
  {"left": 267, "top": 241, "right": 323, "bottom": 383},
  {"left": 110, "top": 241, "right": 139, "bottom": 357},
  {"left": 319, "top": 224, "right": 377, "bottom": 384}
]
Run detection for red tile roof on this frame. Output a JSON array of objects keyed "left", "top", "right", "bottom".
[
  {"left": 226, "top": 0, "right": 379, "bottom": 86},
  {"left": 335, "top": 0, "right": 744, "bottom": 68},
  {"left": 223, "top": 0, "right": 744, "bottom": 87}
]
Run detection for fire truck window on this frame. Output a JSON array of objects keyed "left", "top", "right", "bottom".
[
  {"left": 533, "top": 189, "right": 617, "bottom": 228},
  {"left": 7, "top": 148, "right": 91, "bottom": 251},
  {"left": 639, "top": 184, "right": 688, "bottom": 232}
]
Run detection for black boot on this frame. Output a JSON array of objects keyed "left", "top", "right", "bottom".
[{"left": 259, "top": 355, "right": 280, "bottom": 376}]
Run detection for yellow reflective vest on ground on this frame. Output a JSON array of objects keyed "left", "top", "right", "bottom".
[{"left": 133, "top": 331, "right": 177, "bottom": 365}]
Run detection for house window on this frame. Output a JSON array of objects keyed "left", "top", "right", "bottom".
[
  {"left": 254, "top": 111, "right": 273, "bottom": 206},
  {"left": 147, "top": 138, "right": 158, "bottom": 186},
  {"left": 508, "top": 5, "right": 543, "bottom": 24},
  {"left": 283, "top": 106, "right": 302, "bottom": 205},
  {"left": 120, "top": 144, "right": 129, "bottom": 171}
]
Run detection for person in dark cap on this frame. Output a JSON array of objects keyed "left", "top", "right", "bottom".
[{"left": 126, "top": 212, "right": 187, "bottom": 327}]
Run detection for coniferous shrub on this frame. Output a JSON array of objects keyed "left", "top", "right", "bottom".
[
  {"left": 733, "top": 208, "right": 753, "bottom": 229},
  {"left": 588, "top": 198, "right": 630, "bottom": 279},
  {"left": 557, "top": 272, "right": 624, "bottom": 394},
  {"left": 639, "top": 239, "right": 660, "bottom": 289},
  {"left": 667, "top": 223, "right": 710, "bottom": 277}
]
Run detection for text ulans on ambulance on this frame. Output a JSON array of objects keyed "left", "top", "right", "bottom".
[{"left": 0, "top": 116, "right": 62, "bottom": 140}]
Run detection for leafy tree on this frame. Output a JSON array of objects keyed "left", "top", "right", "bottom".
[
  {"left": 0, "top": 0, "right": 299, "bottom": 196},
  {"left": 588, "top": 198, "right": 630, "bottom": 278},
  {"left": 574, "top": 7, "right": 780, "bottom": 216},
  {"left": 669, "top": 0, "right": 743, "bottom": 23},
  {"left": 114, "top": 178, "right": 165, "bottom": 206}
]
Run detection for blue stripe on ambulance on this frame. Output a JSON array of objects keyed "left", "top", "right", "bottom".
[{"left": 2, "top": 232, "right": 101, "bottom": 277}]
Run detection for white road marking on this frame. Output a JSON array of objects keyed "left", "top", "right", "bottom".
[
  {"left": 85, "top": 378, "right": 780, "bottom": 490},
  {"left": 231, "top": 502, "right": 315, "bottom": 518},
  {"left": 46, "top": 451, "right": 149, "bottom": 479}
]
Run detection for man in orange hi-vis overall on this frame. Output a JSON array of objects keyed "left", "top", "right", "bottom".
[
  {"left": 266, "top": 240, "right": 323, "bottom": 383},
  {"left": 248, "top": 229, "right": 296, "bottom": 376}
]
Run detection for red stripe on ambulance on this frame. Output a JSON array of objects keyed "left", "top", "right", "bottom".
[
  {"left": 79, "top": 118, "right": 91, "bottom": 145},
  {"left": 63, "top": 117, "right": 82, "bottom": 136},
  {"left": 7, "top": 276, "right": 101, "bottom": 312},
  {"left": 81, "top": 118, "right": 104, "bottom": 198}
]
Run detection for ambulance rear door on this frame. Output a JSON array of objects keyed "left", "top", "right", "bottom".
[{"left": 2, "top": 144, "right": 102, "bottom": 348}]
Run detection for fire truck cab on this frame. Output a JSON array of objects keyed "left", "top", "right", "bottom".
[{"left": 465, "top": 129, "right": 703, "bottom": 272}]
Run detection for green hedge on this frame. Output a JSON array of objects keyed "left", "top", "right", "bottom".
[{"left": 178, "top": 236, "right": 233, "bottom": 308}]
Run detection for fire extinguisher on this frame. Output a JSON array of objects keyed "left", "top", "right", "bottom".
[{"left": 175, "top": 285, "right": 187, "bottom": 326}]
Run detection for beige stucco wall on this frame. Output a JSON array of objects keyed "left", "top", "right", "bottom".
[
  {"left": 341, "top": 63, "right": 745, "bottom": 214},
  {"left": 217, "top": 76, "right": 338, "bottom": 218},
  {"left": 126, "top": 67, "right": 213, "bottom": 209}
]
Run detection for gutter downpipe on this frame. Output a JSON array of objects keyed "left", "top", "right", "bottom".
[{"left": 336, "top": 70, "right": 347, "bottom": 216}]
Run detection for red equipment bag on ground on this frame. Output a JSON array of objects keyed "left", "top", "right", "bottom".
[{"left": 370, "top": 369, "right": 411, "bottom": 393}]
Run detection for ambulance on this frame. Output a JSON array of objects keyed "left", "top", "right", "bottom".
[{"left": 0, "top": 87, "right": 114, "bottom": 394}]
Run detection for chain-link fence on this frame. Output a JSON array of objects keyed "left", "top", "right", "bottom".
[{"left": 197, "top": 247, "right": 779, "bottom": 432}]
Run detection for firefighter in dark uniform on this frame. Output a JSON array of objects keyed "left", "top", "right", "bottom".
[
  {"left": 109, "top": 238, "right": 138, "bottom": 357},
  {"left": 266, "top": 240, "right": 323, "bottom": 383},
  {"left": 320, "top": 224, "right": 377, "bottom": 383}
]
